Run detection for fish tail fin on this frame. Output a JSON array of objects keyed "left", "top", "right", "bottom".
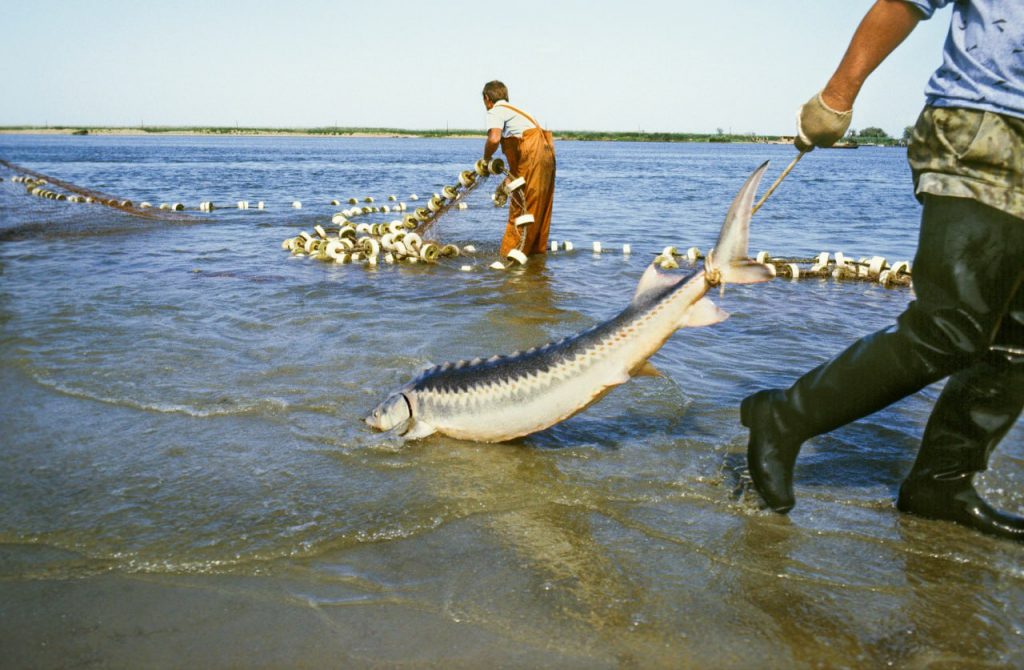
[{"left": 705, "top": 161, "right": 774, "bottom": 286}]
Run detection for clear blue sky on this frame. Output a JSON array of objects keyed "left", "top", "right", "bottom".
[{"left": 0, "top": 0, "right": 950, "bottom": 136}]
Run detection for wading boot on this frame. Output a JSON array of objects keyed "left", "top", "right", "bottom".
[
  {"left": 741, "top": 324, "right": 952, "bottom": 513},
  {"left": 897, "top": 353, "right": 1024, "bottom": 542},
  {"left": 744, "top": 195, "right": 1024, "bottom": 514}
]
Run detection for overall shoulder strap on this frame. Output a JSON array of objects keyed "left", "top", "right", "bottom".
[{"left": 495, "top": 102, "right": 540, "bottom": 129}]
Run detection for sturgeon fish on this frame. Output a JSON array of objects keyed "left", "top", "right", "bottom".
[{"left": 366, "top": 162, "right": 773, "bottom": 442}]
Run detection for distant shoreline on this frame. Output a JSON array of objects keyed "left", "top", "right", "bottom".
[
  {"left": 0, "top": 126, "right": 904, "bottom": 146},
  {"left": 0, "top": 126, "right": 796, "bottom": 145}
]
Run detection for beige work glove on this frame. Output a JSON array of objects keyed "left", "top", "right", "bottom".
[{"left": 795, "top": 91, "right": 853, "bottom": 151}]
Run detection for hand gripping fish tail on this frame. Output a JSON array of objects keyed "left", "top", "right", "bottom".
[{"left": 366, "top": 162, "right": 774, "bottom": 443}]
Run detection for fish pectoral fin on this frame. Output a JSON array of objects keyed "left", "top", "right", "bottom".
[
  {"left": 681, "top": 297, "right": 729, "bottom": 328},
  {"left": 632, "top": 361, "right": 663, "bottom": 377},
  {"left": 402, "top": 420, "right": 437, "bottom": 441}
]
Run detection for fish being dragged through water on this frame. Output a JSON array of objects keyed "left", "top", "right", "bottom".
[{"left": 366, "top": 162, "right": 774, "bottom": 443}]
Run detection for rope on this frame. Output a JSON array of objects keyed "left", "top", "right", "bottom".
[
  {"left": 0, "top": 158, "right": 194, "bottom": 222},
  {"left": 751, "top": 150, "right": 806, "bottom": 215}
]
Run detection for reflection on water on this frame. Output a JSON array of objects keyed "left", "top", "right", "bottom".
[{"left": 0, "top": 136, "right": 1020, "bottom": 667}]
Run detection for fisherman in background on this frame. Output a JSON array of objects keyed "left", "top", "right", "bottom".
[
  {"left": 741, "top": 0, "right": 1023, "bottom": 541},
  {"left": 481, "top": 80, "right": 556, "bottom": 257}
]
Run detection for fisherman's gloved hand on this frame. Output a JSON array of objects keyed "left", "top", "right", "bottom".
[{"left": 795, "top": 91, "right": 852, "bottom": 152}]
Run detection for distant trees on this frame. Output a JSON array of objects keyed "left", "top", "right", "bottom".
[{"left": 857, "top": 126, "right": 890, "bottom": 140}]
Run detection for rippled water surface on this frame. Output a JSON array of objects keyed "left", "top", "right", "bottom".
[{"left": 1, "top": 135, "right": 1021, "bottom": 668}]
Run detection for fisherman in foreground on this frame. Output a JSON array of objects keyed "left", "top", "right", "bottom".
[
  {"left": 742, "top": 0, "right": 1024, "bottom": 542},
  {"left": 366, "top": 162, "right": 773, "bottom": 442}
]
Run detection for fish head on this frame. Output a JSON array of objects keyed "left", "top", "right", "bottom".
[{"left": 365, "top": 392, "right": 413, "bottom": 432}]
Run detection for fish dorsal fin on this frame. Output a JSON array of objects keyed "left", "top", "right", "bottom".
[{"left": 630, "top": 263, "right": 682, "bottom": 308}]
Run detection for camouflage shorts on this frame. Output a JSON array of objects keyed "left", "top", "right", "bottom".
[{"left": 908, "top": 106, "right": 1024, "bottom": 221}]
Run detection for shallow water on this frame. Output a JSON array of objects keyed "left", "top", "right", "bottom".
[{"left": 0, "top": 135, "right": 1020, "bottom": 668}]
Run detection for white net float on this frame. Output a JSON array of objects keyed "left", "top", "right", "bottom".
[
  {"left": 504, "top": 176, "right": 526, "bottom": 193},
  {"left": 890, "top": 260, "right": 911, "bottom": 274},
  {"left": 867, "top": 256, "right": 886, "bottom": 277},
  {"left": 314, "top": 225, "right": 327, "bottom": 239},
  {"left": 325, "top": 240, "right": 344, "bottom": 260},
  {"left": 404, "top": 233, "right": 423, "bottom": 250},
  {"left": 457, "top": 202, "right": 468, "bottom": 210},
  {"left": 140, "top": 202, "right": 153, "bottom": 209},
  {"left": 835, "top": 251, "right": 848, "bottom": 268},
  {"left": 787, "top": 263, "right": 801, "bottom": 279},
  {"left": 440, "top": 244, "right": 460, "bottom": 258},
  {"left": 331, "top": 213, "right": 348, "bottom": 225},
  {"left": 364, "top": 196, "right": 374, "bottom": 203},
  {"left": 347, "top": 197, "right": 358, "bottom": 205},
  {"left": 655, "top": 254, "right": 679, "bottom": 270},
  {"left": 362, "top": 238, "right": 381, "bottom": 256},
  {"left": 514, "top": 214, "right": 535, "bottom": 227},
  {"left": 419, "top": 243, "right": 440, "bottom": 262},
  {"left": 171, "top": 203, "right": 184, "bottom": 211},
  {"left": 299, "top": 231, "right": 313, "bottom": 242},
  {"left": 765, "top": 263, "right": 777, "bottom": 277},
  {"left": 388, "top": 195, "right": 397, "bottom": 202},
  {"left": 622, "top": 244, "right": 631, "bottom": 255},
  {"left": 756, "top": 250, "right": 771, "bottom": 264},
  {"left": 489, "top": 261, "right": 506, "bottom": 270},
  {"left": 458, "top": 171, "right": 476, "bottom": 187},
  {"left": 384, "top": 253, "right": 395, "bottom": 264},
  {"left": 662, "top": 246, "right": 677, "bottom": 257},
  {"left": 237, "top": 201, "right": 247, "bottom": 209},
  {"left": 686, "top": 247, "right": 701, "bottom": 261},
  {"left": 460, "top": 265, "right": 472, "bottom": 272},
  {"left": 367, "top": 255, "right": 378, "bottom": 267},
  {"left": 563, "top": 241, "right": 574, "bottom": 251},
  {"left": 810, "top": 252, "right": 829, "bottom": 272},
  {"left": 550, "top": 240, "right": 559, "bottom": 251},
  {"left": 506, "top": 249, "right": 528, "bottom": 265},
  {"left": 462, "top": 245, "right": 476, "bottom": 253},
  {"left": 487, "top": 158, "right": 505, "bottom": 175},
  {"left": 409, "top": 194, "right": 419, "bottom": 200},
  {"left": 592, "top": 241, "right": 602, "bottom": 253},
  {"left": 442, "top": 185, "right": 459, "bottom": 199}
]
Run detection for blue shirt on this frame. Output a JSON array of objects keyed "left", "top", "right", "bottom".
[{"left": 904, "top": 0, "right": 1024, "bottom": 119}]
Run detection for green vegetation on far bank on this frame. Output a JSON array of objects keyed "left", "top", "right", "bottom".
[{"left": 0, "top": 125, "right": 907, "bottom": 146}]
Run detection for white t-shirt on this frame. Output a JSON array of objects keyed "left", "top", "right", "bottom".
[{"left": 486, "top": 101, "right": 536, "bottom": 138}]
